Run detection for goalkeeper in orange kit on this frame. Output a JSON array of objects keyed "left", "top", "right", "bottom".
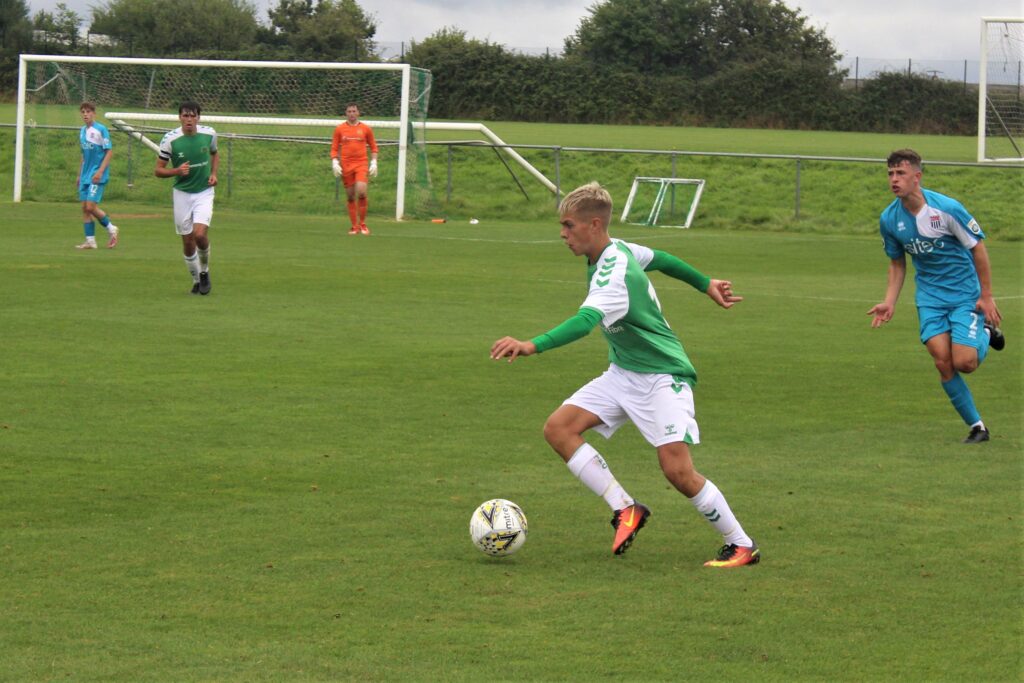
[{"left": 330, "top": 103, "right": 379, "bottom": 235}]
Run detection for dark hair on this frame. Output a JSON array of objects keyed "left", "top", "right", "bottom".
[
  {"left": 79, "top": 102, "right": 96, "bottom": 112},
  {"left": 179, "top": 101, "right": 201, "bottom": 116},
  {"left": 887, "top": 148, "right": 922, "bottom": 170},
  {"left": 345, "top": 103, "right": 360, "bottom": 111}
]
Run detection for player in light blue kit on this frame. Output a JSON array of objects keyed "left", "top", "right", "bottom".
[
  {"left": 868, "top": 149, "right": 1004, "bottom": 444},
  {"left": 75, "top": 102, "right": 119, "bottom": 249}
]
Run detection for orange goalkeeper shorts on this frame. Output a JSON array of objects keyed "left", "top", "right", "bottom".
[{"left": 342, "top": 164, "right": 369, "bottom": 187}]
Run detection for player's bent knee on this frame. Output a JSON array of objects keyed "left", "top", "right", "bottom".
[
  {"left": 954, "top": 358, "right": 979, "bottom": 374},
  {"left": 542, "top": 410, "right": 589, "bottom": 454},
  {"left": 542, "top": 415, "right": 569, "bottom": 447}
]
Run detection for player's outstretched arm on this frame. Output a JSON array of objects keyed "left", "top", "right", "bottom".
[
  {"left": 867, "top": 257, "right": 906, "bottom": 328},
  {"left": 706, "top": 279, "right": 743, "bottom": 309},
  {"left": 490, "top": 337, "right": 537, "bottom": 363}
]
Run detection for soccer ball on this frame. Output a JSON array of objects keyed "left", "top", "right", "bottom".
[{"left": 470, "top": 499, "right": 528, "bottom": 556}]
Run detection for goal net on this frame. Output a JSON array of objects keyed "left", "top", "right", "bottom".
[
  {"left": 620, "top": 177, "right": 706, "bottom": 229},
  {"left": 978, "top": 18, "right": 1024, "bottom": 162},
  {"left": 14, "top": 55, "right": 435, "bottom": 219}
]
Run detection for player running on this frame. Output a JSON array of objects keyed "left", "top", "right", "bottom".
[
  {"left": 75, "top": 102, "right": 119, "bottom": 249},
  {"left": 490, "top": 182, "right": 760, "bottom": 567},
  {"left": 155, "top": 101, "right": 218, "bottom": 295},
  {"left": 330, "top": 103, "right": 378, "bottom": 235},
  {"left": 868, "top": 149, "right": 1005, "bottom": 443}
]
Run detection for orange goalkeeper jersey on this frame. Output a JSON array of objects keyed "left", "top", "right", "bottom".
[{"left": 331, "top": 122, "right": 378, "bottom": 166}]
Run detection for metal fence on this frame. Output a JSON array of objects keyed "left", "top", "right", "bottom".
[
  {"left": 840, "top": 56, "right": 1022, "bottom": 90},
  {"left": 427, "top": 141, "right": 1023, "bottom": 219},
  {"left": 375, "top": 41, "right": 1023, "bottom": 90},
  {"left": 8, "top": 123, "right": 1020, "bottom": 223}
]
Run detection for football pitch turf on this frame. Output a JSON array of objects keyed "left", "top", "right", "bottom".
[{"left": 1, "top": 201, "right": 1021, "bottom": 680}]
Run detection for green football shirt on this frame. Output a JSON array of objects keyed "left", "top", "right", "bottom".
[
  {"left": 581, "top": 239, "right": 697, "bottom": 382},
  {"left": 158, "top": 125, "right": 218, "bottom": 193}
]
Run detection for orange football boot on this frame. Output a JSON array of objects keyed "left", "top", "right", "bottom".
[
  {"left": 611, "top": 503, "right": 650, "bottom": 555},
  {"left": 704, "top": 542, "right": 760, "bottom": 568}
]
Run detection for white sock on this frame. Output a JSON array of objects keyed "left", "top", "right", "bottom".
[
  {"left": 197, "top": 246, "right": 210, "bottom": 273},
  {"left": 184, "top": 252, "right": 201, "bottom": 283},
  {"left": 689, "top": 479, "right": 752, "bottom": 547},
  {"left": 971, "top": 420, "right": 985, "bottom": 430},
  {"left": 566, "top": 443, "right": 634, "bottom": 511}
]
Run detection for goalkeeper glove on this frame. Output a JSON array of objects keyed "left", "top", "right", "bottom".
[
  {"left": 369, "top": 159, "right": 378, "bottom": 178},
  {"left": 331, "top": 158, "right": 342, "bottom": 178}
]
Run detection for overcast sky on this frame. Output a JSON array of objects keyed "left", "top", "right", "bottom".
[{"left": 28, "top": 0, "right": 1024, "bottom": 61}]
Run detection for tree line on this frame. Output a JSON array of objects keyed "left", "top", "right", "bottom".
[{"left": 0, "top": 0, "right": 976, "bottom": 134}]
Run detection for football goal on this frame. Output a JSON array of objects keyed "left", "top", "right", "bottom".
[
  {"left": 14, "top": 54, "right": 434, "bottom": 219},
  {"left": 978, "top": 17, "right": 1024, "bottom": 162},
  {"left": 620, "top": 176, "right": 706, "bottom": 229}
]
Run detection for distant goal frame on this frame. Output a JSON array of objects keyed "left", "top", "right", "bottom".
[
  {"left": 14, "top": 54, "right": 423, "bottom": 219},
  {"left": 978, "top": 17, "right": 1024, "bottom": 163},
  {"left": 620, "top": 176, "right": 706, "bottom": 229}
]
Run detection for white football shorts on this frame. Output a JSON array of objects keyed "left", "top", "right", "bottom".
[
  {"left": 172, "top": 186, "right": 215, "bottom": 235},
  {"left": 564, "top": 363, "right": 700, "bottom": 447}
]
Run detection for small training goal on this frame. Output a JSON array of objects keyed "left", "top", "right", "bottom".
[{"left": 620, "top": 176, "right": 706, "bottom": 229}]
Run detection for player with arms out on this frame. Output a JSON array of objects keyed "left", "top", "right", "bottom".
[
  {"left": 330, "top": 103, "right": 378, "bottom": 235},
  {"left": 868, "top": 149, "right": 1005, "bottom": 443},
  {"left": 155, "top": 102, "right": 218, "bottom": 295},
  {"left": 75, "top": 102, "right": 119, "bottom": 249},
  {"left": 490, "top": 182, "right": 760, "bottom": 567}
]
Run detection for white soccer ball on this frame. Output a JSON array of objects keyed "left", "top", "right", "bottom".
[{"left": 470, "top": 499, "right": 528, "bottom": 556}]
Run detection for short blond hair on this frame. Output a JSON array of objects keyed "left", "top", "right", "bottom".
[{"left": 559, "top": 181, "right": 612, "bottom": 224}]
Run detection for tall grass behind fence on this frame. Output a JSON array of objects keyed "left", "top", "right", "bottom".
[{"left": 4, "top": 123, "right": 1021, "bottom": 238}]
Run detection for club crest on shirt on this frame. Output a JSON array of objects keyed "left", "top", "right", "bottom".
[
  {"left": 967, "top": 218, "right": 982, "bottom": 235},
  {"left": 929, "top": 213, "right": 942, "bottom": 230}
]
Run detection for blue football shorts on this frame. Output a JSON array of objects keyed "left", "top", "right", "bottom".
[
  {"left": 79, "top": 182, "right": 105, "bottom": 203},
  {"left": 918, "top": 303, "right": 987, "bottom": 353}
]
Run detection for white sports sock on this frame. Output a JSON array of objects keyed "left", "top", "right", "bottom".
[
  {"left": 197, "top": 246, "right": 210, "bottom": 273},
  {"left": 689, "top": 479, "right": 752, "bottom": 547},
  {"left": 184, "top": 252, "right": 201, "bottom": 283},
  {"left": 566, "top": 443, "right": 634, "bottom": 511}
]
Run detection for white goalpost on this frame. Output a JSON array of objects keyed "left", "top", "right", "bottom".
[
  {"left": 978, "top": 17, "right": 1024, "bottom": 162},
  {"left": 14, "top": 54, "right": 433, "bottom": 219}
]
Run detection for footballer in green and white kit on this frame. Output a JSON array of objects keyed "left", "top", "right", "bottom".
[
  {"left": 158, "top": 123, "right": 218, "bottom": 235},
  {"left": 155, "top": 102, "right": 218, "bottom": 295},
  {"left": 559, "top": 238, "right": 701, "bottom": 447},
  {"left": 491, "top": 182, "right": 759, "bottom": 567}
]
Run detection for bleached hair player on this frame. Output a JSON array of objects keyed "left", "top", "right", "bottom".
[{"left": 490, "top": 181, "right": 760, "bottom": 567}]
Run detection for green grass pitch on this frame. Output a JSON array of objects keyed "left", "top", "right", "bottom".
[{"left": 1, "top": 199, "right": 1020, "bottom": 680}]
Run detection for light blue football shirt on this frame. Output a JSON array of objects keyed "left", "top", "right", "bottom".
[
  {"left": 879, "top": 189, "right": 985, "bottom": 308},
  {"left": 79, "top": 121, "right": 112, "bottom": 185}
]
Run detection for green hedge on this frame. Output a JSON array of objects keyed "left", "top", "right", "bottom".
[{"left": 409, "top": 45, "right": 978, "bottom": 134}]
